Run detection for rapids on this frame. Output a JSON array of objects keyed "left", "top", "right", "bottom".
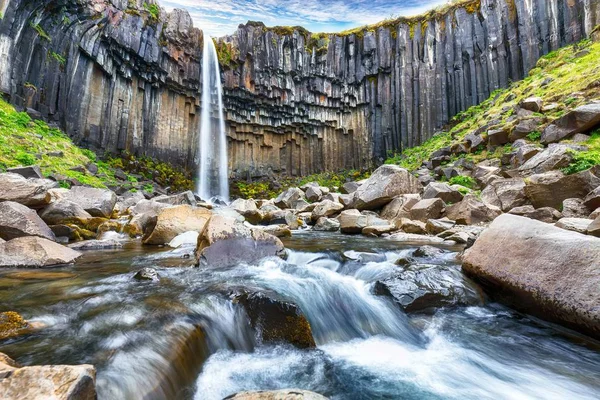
[{"left": 0, "top": 232, "right": 599, "bottom": 399}]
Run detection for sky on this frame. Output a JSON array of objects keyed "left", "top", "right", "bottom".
[{"left": 159, "top": 0, "right": 450, "bottom": 37}]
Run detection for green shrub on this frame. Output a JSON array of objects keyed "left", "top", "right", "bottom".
[
  {"left": 449, "top": 175, "right": 477, "bottom": 189},
  {"left": 562, "top": 152, "right": 600, "bottom": 175},
  {"left": 14, "top": 151, "right": 36, "bottom": 166},
  {"left": 526, "top": 130, "right": 541, "bottom": 141},
  {"left": 81, "top": 149, "right": 97, "bottom": 162}
]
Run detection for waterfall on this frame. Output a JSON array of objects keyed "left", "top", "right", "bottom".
[{"left": 197, "top": 35, "right": 229, "bottom": 202}]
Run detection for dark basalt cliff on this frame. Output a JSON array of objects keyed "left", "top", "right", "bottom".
[{"left": 1, "top": 0, "right": 599, "bottom": 179}]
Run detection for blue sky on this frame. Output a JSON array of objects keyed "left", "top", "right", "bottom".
[{"left": 160, "top": 0, "right": 450, "bottom": 37}]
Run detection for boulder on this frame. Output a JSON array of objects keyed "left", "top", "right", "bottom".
[
  {"left": 525, "top": 167, "right": 600, "bottom": 209},
  {"left": 374, "top": 265, "right": 482, "bottom": 313},
  {"left": 257, "top": 225, "right": 292, "bottom": 238},
  {"left": 487, "top": 128, "right": 509, "bottom": 146},
  {"left": 235, "top": 292, "right": 315, "bottom": 348},
  {"left": 561, "top": 198, "right": 589, "bottom": 218},
  {"left": 509, "top": 119, "right": 541, "bottom": 142},
  {"left": 480, "top": 178, "right": 528, "bottom": 212},
  {"left": 587, "top": 215, "right": 600, "bottom": 237},
  {"left": 168, "top": 231, "right": 200, "bottom": 248},
  {"left": 0, "top": 173, "right": 57, "bottom": 208},
  {"left": 509, "top": 205, "right": 562, "bottom": 223},
  {"left": 0, "top": 237, "right": 81, "bottom": 268},
  {"left": 541, "top": 103, "right": 600, "bottom": 144},
  {"left": 0, "top": 353, "right": 96, "bottom": 400},
  {"left": 520, "top": 97, "right": 543, "bottom": 112},
  {"left": 7, "top": 165, "right": 44, "bottom": 179},
  {"left": 518, "top": 144, "right": 574, "bottom": 176},
  {"left": 0, "top": 312, "right": 35, "bottom": 340},
  {"left": 583, "top": 186, "right": 600, "bottom": 210},
  {"left": 64, "top": 187, "right": 117, "bottom": 218},
  {"left": 426, "top": 218, "right": 456, "bottom": 235},
  {"left": 511, "top": 144, "right": 541, "bottom": 167},
  {"left": 310, "top": 200, "right": 344, "bottom": 221},
  {"left": 230, "top": 199, "right": 262, "bottom": 224},
  {"left": 313, "top": 217, "right": 340, "bottom": 232},
  {"left": 446, "top": 195, "right": 502, "bottom": 225},
  {"left": 422, "top": 182, "right": 463, "bottom": 204},
  {"left": 362, "top": 216, "right": 396, "bottom": 236},
  {"left": 0, "top": 201, "right": 55, "bottom": 241},
  {"left": 125, "top": 200, "right": 173, "bottom": 237},
  {"left": 224, "top": 390, "right": 327, "bottom": 400},
  {"left": 305, "top": 186, "right": 322, "bottom": 202},
  {"left": 380, "top": 194, "right": 420, "bottom": 220},
  {"left": 39, "top": 200, "right": 93, "bottom": 225},
  {"left": 274, "top": 188, "right": 305, "bottom": 209},
  {"left": 410, "top": 198, "right": 444, "bottom": 222},
  {"left": 143, "top": 205, "right": 212, "bottom": 245},
  {"left": 341, "top": 181, "right": 361, "bottom": 194},
  {"left": 554, "top": 217, "right": 593, "bottom": 234},
  {"left": 154, "top": 191, "right": 197, "bottom": 207},
  {"left": 196, "top": 215, "right": 286, "bottom": 268},
  {"left": 338, "top": 210, "right": 382, "bottom": 234},
  {"left": 396, "top": 218, "right": 427, "bottom": 235},
  {"left": 352, "top": 165, "right": 420, "bottom": 210},
  {"left": 462, "top": 214, "right": 600, "bottom": 339}
]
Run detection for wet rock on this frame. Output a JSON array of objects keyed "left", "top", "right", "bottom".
[
  {"left": 541, "top": 103, "right": 600, "bottom": 144},
  {"left": 134, "top": 268, "right": 159, "bottom": 281},
  {"left": 274, "top": 188, "right": 306, "bottom": 209},
  {"left": 236, "top": 292, "right": 315, "bottom": 348},
  {"left": 561, "top": 198, "right": 590, "bottom": 218},
  {"left": 196, "top": 215, "right": 286, "bottom": 268},
  {"left": 446, "top": 195, "right": 501, "bottom": 225},
  {"left": 0, "top": 173, "right": 57, "bottom": 208},
  {"left": 225, "top": 389, "right": 328, "bottom": 399},
  {"left": 0, "top": 312, "right": 31, "bottom": 340},
  {"left": 554, "top": 218, "right": 593, "bottom": 234},
  {"left": 380, "top": 194, "right": 420, "bottom": 220},
  {"left": 0, "top": 352, "right": 96, "bottom": 400},
  {"left": 257, "top": 225, "right": 292, "bottom": 238},
  {"left": 64, "top": 186, "right": 117, "bottom": 218},
  {"left": 463, "top": 214, "right": 600, "bottom": 339},
  {"left": 480, "top": 178, "right": 528, "bottom": 212},
  {"left": 352, "top": 165, "right": 420, "bottom": 210},
  {"left": 525, "top": 167, "right": 600, "bottom": 209},
  {"left": 7, "top": 165, "right": 44, "bottom": 179},
  {"left": 39, "top": 200, "right": 93, "bottom": 225},
  {"left": 313, "top": 217, "right": 340, "bottom": 232},
  {"left": 509, "top": 205, "right": 562, "bottom": 223},
  {"left": 68, "top": 239, "right": 124, "bottom": 250},
  {"left": 422, "top": 182, "right": 463, "bottom": 204},
  {"left": 168, "top": 231, "right": 200, "bottom": 248},
  {"left": 310, "top": 200, "right": 344, "bottom": 221},
  {"left": 0, "top": 237, "right": 81, "bottom": 267},
  {"left": 412, "top": 245, "right": 446, "bottom": 258},
  {"left": 426, "top": 218, "right": 455, "bottom": 235},
  {"left": 143, "top": 205, "right": 212, "bottom": 245},
  {"left": 154, "top": 191, "right": 197, "bottom": 207},
  {"left": 374, "top": 264, "right": 482, "bottom": 313},
  {"left": 0, "top": 201, "right": 55, "bottom": 241},
  {"left": 409, "top": 198, "right": 444, "bottom": 222}
]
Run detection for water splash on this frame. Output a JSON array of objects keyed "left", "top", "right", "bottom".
[{"left": 197, "top": 34, "right": 229, "bottom": 202}]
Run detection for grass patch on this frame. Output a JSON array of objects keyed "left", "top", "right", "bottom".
[
  {"left": 448, "top": 175, "right": 476, "bottom": 189},
  {"left": 143, "top": 2, "right": 160, "bottom": 22},
  {"left": 30, "top": 22, "right": 51, "bottom": 42},
  {"left": 562, "top": 131, "right": 600, "bottom": 175}
]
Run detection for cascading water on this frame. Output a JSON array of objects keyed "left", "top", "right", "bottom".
[{"left": 197, "top": 35, "right": 229, "bottom": 202}]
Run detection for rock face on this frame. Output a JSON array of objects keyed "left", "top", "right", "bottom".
[
  {"left": 0, "top": 201, "right": 55, "bottom": 241},
  {"left": 463, "top": 214, "right": 600, "bottom": 340},
  {"left": 0, "top": 237, "right": 82, "bottom": 268},
  {"left": 196, "top": 215, "right": 286, "bottom": 268},
  {"left": 2, "top": 0, "right": 598, "bottom": 177},
  {"left": 0, "top": 353, "right": 97, "bottom": 400}
]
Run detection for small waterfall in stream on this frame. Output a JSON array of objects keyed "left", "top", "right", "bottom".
[{"left": 196, "top": 35, "right": 229, "bottom": 202}]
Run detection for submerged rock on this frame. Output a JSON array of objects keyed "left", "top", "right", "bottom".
[
  {"left": 134, "top": 268, "right": 159, "bottom": 281},
  {"left": 196, "top": 215, "right": 286, "bottom": 268},
  {"left": 0, "top": 352, "right": 96, "bottom": 400},
  {"left": 236, "top": 292, "right": 316, "bottom": 349},
  {"left": 225, "top": 389, "right": 328, "bottom": 400},
  {"left": 463, "top": 214, "right": 600, "bottom": 339}
]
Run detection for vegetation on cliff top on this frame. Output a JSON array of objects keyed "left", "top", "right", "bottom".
[{"left": 385, "top": 37, "right": 600, "bottom": 172}]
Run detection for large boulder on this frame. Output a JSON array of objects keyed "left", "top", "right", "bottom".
[
  {"left": 524, "top": 167, "right": 600, "bottom": 209},
  {"left": 225, "top": 390, "right": 327, "bottom": 400},
  {"left": 125, "top": 200, "right": 174, "bottom": 237},
  {"left": 310, "top": 200, "right": 344, "bottom": 221},
  {"left": 518, "top": 144, "right": 574, "bottom": 176},
  {"left": 143, "top": 205, "right": 212, "bottom": 245},
  {"left": 338, "top": 210, "right": 383, "bottom": 234},
  {"left": 7, "top": 165, "right": 44, "bottom": 179},
  {"left": 236, "top": 292, "right": 315, "bottom": 349},
  {"left": 561, "top": 198, "right": 589, "bottom": 218},
  {"left": 480, "top": 178, "right": 528, "bottom": 212},
  {"left": 39, "top": 200, "right": 93, "bottom": 225},
  {"left": 0, "top": 202, "right": 55, "bottom": 241},
  {"left": 352, "top": 165, "right": 420, "bottom": 210},
  {"left": 409, "top": 198, "right": 444, "bottom": 222},
  {"left": 274, "top": 188, "right": 305, "bottom": 209},
  {"left": 0, "top": 173, "right": 57, "bottom": 208},
  {"left": 0, "top": 237, "right": 81, "bottom": 268},
  {"left": 462, "top": 214, "right": 600, "bottom": 339},
  {"left": 446, "top": 195, "right": 501, "bottom": 225},
  {"left": 64, "top": 187, "right": 117, "bottom": 218},
  {"left": 374, "top": 265, "right": 483, "bottom": 313},
  {"left": 380, "top": 194, "right": 420, "bottom": 220},
  {"left": 554, "top": 217, "right": 594, "bottom": 234},
  {"left": 196, "top": 215, "right": 286, "bottom": 268},
  {"left": 313, "top": 217, "right": 340, "bottom": 232},
  {"left": 422, "top": 182, "right": 463, "bottom": 204},
  {"left": 0, "top": 353, "right": 96, "bottom": 400},
  {"left": 541, "top": 103, "right": 600, "bottom": 144},
  {"left": 509, "top": 205, "right": 562, "bottom": 223},
  {"left": 154, "top": 191, "right": 197, "bottom": 207}
]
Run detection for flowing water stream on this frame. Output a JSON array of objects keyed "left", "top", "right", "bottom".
[{"left": 0, "top": 232, "right": 599, "bottom": 399}]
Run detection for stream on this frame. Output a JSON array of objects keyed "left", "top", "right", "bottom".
[{"left": 1, "top": 232, "right": 599, "bottom": 399}]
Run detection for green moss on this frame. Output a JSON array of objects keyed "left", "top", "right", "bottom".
[
  {"left": 0, "top": 311, "right": 29, "bottom": 340},
  {"left": 562, "top": 131, "right": 600, "bottom": 175},
  {"left": 449, "top": 175, "right": 476, "bottom": 189},
  {"left": 49, "top": 50, "right": 66, "bottom": 66},
  {"left": 214, "top": 40, "right": 238, "bottom": 69},
  {"left": 526, "top": 130, "right": 541, "bottom": 141},
  {"left": 30, "top": 22, "right": 51, "bottom": 42},
  {"left": 143, "top": 2, "right": 160, "bottom": 23}
]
